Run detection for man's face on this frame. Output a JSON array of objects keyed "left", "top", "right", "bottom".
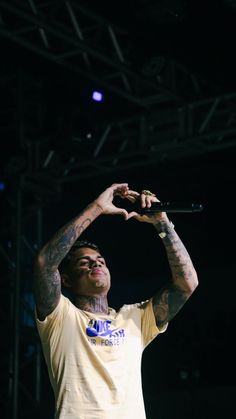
[{"left": 62, "top": 247, "right": 111, "bottom": 297}]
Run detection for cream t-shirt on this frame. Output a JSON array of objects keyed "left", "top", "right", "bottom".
[{"left": 36, "top": 295, "right": 167, "bottom": 419}]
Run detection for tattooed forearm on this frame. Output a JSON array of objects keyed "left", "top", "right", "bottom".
[
  {"left": 41, "top": 216, "right": 91, "bottom": 268},
  {"left": 34, "top": 202, "right": 103, "bottom": 320},
  {"left": 152, "top": 221, "right": 198, "bottom": 326},
  {"left": 164, "top": 232, "right": 197, "bottom": 291},
  {"left": 155, "top": 224, "right": 198, "bottom": 293},
  {"left": 39, "top": 203, "right": 102, "bottom": 269}
]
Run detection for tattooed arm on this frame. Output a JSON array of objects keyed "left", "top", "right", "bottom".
[
  {"left": 34, "top": 183, "right": 132, "bottom": 320},
  {"left": 131, "top": 191, "right": 199, "bottom": 329},
  {"left": 152, "top": 220, "right": 198, "bottom": 329},
  {"left": 34, "top": 202, "right": 103, "bottom": 320}
]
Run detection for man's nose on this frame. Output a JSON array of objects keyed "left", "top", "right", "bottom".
[{"left": 91, "top": 259, "right": 102, "bottom": 267}]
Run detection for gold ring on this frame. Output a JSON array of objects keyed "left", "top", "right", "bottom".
[{"left": 141, "top": 189, "right": 156, "bottom": 196}]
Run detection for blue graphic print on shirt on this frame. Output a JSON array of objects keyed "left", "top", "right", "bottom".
[{"left": 86, "top": 319, "right": 125, "bottom": 338}]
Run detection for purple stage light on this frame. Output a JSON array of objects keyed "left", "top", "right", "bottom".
[
  {"left": 92, "top": 91, "right": 103, "bottom": 102},
  {"left": 0, "top": 181, "right": 5, "bottom": 191}
]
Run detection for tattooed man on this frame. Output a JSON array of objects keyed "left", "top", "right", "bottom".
[{"left": 34, "top": 183, "right": 198, "bottom": 419}]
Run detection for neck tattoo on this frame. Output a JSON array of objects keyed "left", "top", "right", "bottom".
[{"left": 75, "top": 295, "right": 109, "bottom": 314}]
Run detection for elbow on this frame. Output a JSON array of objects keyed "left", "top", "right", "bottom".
[
  {"left": 34, "top": 247, "right": 58, "bottom": 272},
  {"left": 188, "top": 271, "right": 199, "bottom": 294},
  {"left": 34, "top": 249, "right": 47, "bottom": 270}
]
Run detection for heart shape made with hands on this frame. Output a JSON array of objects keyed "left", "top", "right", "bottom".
[{"left": 116, "top": 187, "right": 163, "bottom": 222}]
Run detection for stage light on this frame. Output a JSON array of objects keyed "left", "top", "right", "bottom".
[
  {"left": 0, "top": 181, "right": 5, "bottom": 191},
  {"left": 92, "top": 91, "right": 103, "bottom": 102}
]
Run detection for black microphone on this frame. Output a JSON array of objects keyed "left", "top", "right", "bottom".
[{"left": 137, "top": 202, "right": 203, "bottom": 214}]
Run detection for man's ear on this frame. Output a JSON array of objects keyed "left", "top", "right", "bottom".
[{"left": 61, "top": 273, "right": 71, "bottom": 288}]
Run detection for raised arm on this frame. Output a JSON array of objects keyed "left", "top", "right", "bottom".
[
  {"left": 34, "top": 183, "right": 132, "bottom": 320},
  {"left": 131, "top": 190, "right": 199, "bottom": 329},
  {"left": 152, "top": 219, "right": 198, "bottom": 328}
]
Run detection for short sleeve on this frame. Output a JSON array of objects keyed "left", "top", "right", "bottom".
[
  {"left": 35, "top": 294, "right": 70, "bottom": 343},
  {"left": 139, "top": 298, "right": 168, "bottom": 348}
]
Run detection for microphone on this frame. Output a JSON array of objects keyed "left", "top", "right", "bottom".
[{"left": 137, "top": 202, "right": 203, "bottom": 214}]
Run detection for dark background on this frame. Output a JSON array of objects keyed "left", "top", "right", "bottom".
[{"left": 0, "top": 1, "right": 236, "bottom": 418}]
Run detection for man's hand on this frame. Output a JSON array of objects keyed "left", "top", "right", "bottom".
[
  {"left": 128, "top": 189, "right": 169, "bottom": 224},
  {"left": 95, "top": 183, "right": 136, "bottom": 220},
  {"left": 94, "top": 184, "right": 169, "bottom": 223}
]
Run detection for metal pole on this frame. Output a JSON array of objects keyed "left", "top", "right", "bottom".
[
  {"left": 35, "top": 207, "right": 42, "bottom": 403},
  {"left": 12, "top": 179, "right": 22, "bottom": 419}
]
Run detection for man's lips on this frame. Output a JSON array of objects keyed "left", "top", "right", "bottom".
[{"left": 91, "top": 269, "right": 105, "bottom": 276}]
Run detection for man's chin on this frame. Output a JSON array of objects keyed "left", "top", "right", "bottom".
[{"left": 94, "top": 280, "right": 106, "bottom": 288}]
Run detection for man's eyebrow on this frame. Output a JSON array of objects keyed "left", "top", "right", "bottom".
[{"left": 75, "top": 255, "right": 104, "bottom": 261}]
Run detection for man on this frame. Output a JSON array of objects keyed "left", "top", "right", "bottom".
[{"left": 34, "top": 182, "right": 198, "bottom": 419}]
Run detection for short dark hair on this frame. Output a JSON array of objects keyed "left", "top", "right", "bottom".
[{"left": 59, "top": 239, "right": 100, "bottom": 274}]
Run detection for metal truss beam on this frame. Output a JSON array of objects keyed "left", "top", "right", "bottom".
[
  {"left": 13, "top": 182, "right": 43, "bottom": 419},
  {"left": 0, "top": 0, "right": 215, "bottom": 107},
  {"left": 0, "top": 176, "right": 55, "bottom": 419},
  {"left": 1, "top": 69, "right": 236, "bottom": 184},
  {"left": 37, "top": 92, "right": 236, "bottom": 183},
  {"left": 0, "top": 72, "right": 59, "bottom": 418}
]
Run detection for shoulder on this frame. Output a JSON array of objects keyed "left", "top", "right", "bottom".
[
  {"left": 116, "top": 300, "right": 151, "bottom": 318},
  {"left": 119, "top": 300, "right": 150, "bottom": 311},
  {"left": 35, "top": 294, "right": 73, "bottom": 325}
]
